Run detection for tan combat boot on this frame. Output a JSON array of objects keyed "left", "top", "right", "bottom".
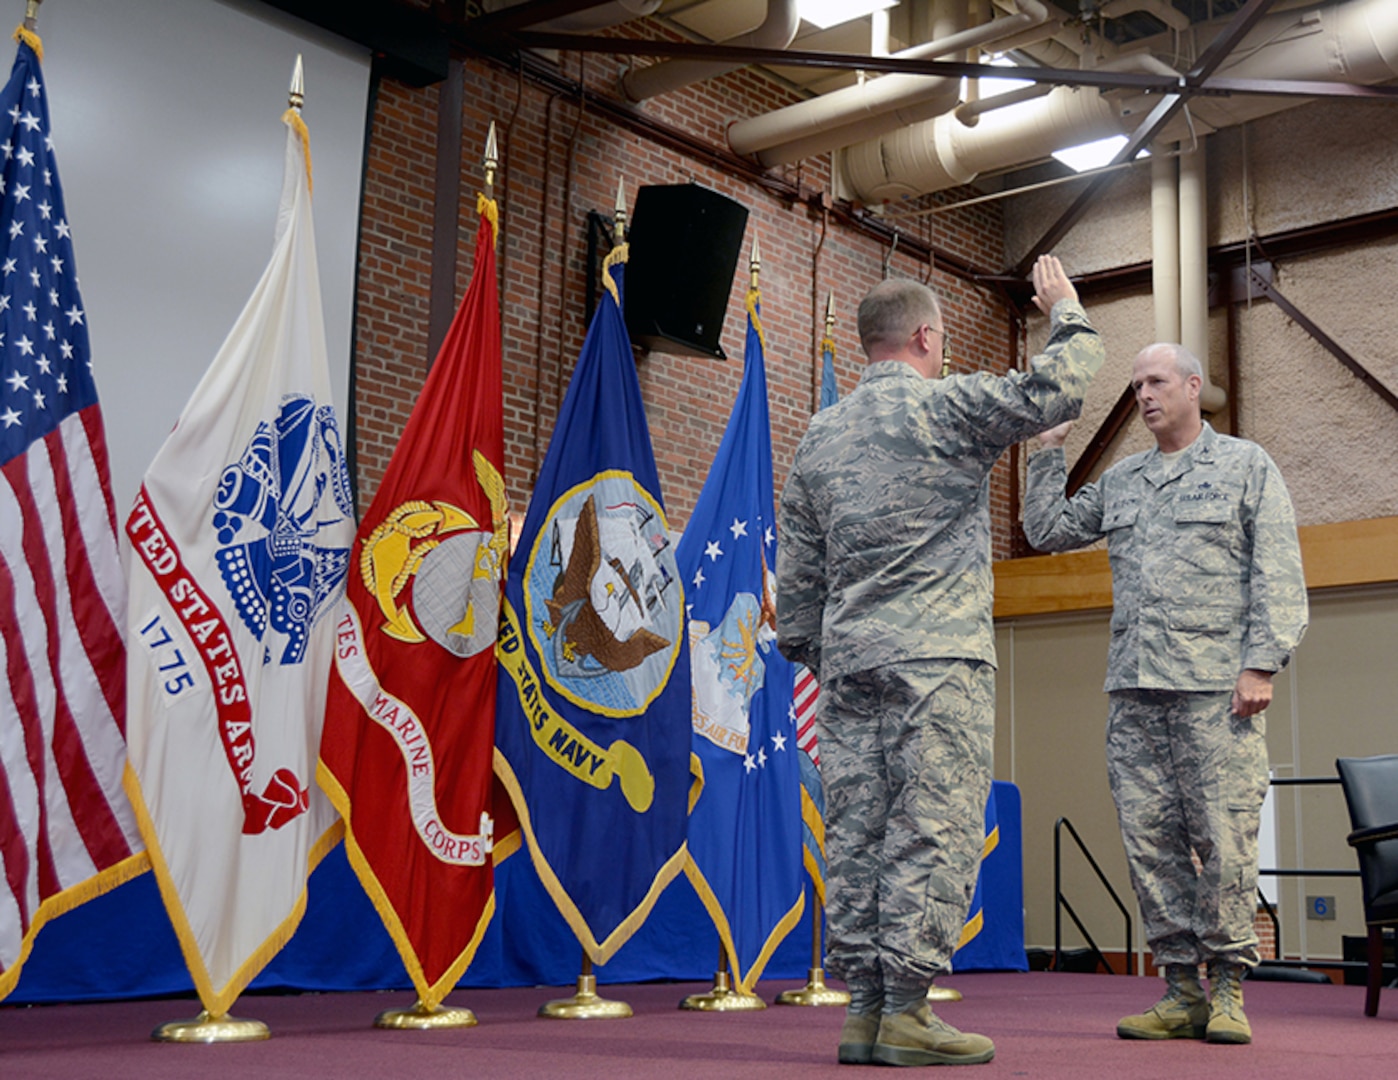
[
  {"left": 838, "top": 1012, "right": 880, "bottom": 1065},
  {"left": 1206, "top": 961, "right": 1252, "bottom": 1044},
  {"left": 1116, "top": 964, "right": 1209, "bottom": 1039},
  {"left": 872, "top": 1002, "right": 995, "bottom": 1066}
]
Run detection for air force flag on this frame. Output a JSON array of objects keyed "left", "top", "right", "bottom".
[{"left": 676, "top": 285, "right": 804, "bottom": 993}]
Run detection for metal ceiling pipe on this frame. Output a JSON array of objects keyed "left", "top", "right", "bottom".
[
  {"left": 727, "top": 0, "right": 1050, "bottom": 166},
  {"left": 843, "top": 0, "right": 1398, "bottom": 204},
  {"left": 1151, "top": 149, "right": 1181, "bottom": 346},
  {"left": 1178, "top": 139, "right": 1227, "bottom": 412},
  {"left": 842, "top": 51, "right": 1171, "bottom": 201},
  {"left": 619, "top": 0, "right": 800, "bottom": 103}
]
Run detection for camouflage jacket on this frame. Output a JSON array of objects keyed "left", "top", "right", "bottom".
[
  {"left": 1023, "top": 422, "right": 1308, "bottom": 692},
  {"left": 776, "top": 299, "right": 1104, "bottom": 682}
]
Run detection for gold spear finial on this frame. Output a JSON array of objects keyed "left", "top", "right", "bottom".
[
  {"left": 824, "top": 290, "right": 835, "bottom": 336},
  {"left": 24, "top": 0, "right": 41, "bottom": 31},
  {"left": 749, "top": 236, "right": 761, "bottom": 290},
  {"left": 483, "top": 121, "right": 498, "bottom": 197},
  {"left": 289, "top": 54, "right": 305, "bottom": 111},
  {"left": 613, "top": 178, "right": 627, "bottom": 244}
]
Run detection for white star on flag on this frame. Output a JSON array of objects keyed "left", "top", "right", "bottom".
[
  {"left": 704, "top": 538, "right": 723, "bottom": 561},
  {"left": 729, "top": 517, "right": 747, "bottom": 539}
]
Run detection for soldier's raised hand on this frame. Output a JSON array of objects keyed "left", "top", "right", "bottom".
[{"left": 1031, "top": 255, "right": 1078, "bottom": 315}]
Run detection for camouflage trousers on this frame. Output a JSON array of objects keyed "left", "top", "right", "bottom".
[
  {"left": 818, "top": 659, "right": 993, "bottom": 998},
  {"left": 1106, "top": 689, "right": 1269, "bottom": 968}
]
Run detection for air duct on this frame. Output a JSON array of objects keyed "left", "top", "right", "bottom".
[
  {"left": 843, "top": 0, "right": 1398, "bottom": 204},
  {"left": 727, "top": 0, "right": 1050, "bottom": 167},
  {"left": 620, "top": 0, "right": 800, "bottom": 103}
]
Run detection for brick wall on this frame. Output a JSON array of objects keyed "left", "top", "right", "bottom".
[{"left": 353, "top": 39, "right": 1021, "bottom": 554}]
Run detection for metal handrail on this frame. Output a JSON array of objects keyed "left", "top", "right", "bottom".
[
  {"left": 1256, "top": 773, "right": 1359, "bottom": 967},
  {"left": 1054, "top": 816, "right": 1134, "bottom": 975}
]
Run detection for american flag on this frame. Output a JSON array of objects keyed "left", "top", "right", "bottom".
[
  {"left": 0, "top": 31, "right": 144, "bottom": 1000},
  {"left": 794, "top": 662, "right": 826, "bottom": 903}
]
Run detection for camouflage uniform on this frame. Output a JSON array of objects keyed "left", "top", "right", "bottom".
[
  {"left": 1023, "top": 423, "right": 1307, "bottom": 967},
  {"left": 777, "top": 300, "right": 1103, "bottom": 998}
]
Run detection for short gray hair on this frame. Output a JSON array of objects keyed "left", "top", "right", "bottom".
[
  {"left": 1138, "top": 342, "right": 1202, "bottom": 380},
  {"left": 857, "top": 278, "right": 942, "bottom": 354}
]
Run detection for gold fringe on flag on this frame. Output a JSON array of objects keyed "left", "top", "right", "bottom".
[
  {"left": 282, "top": 107, "right": 313, "bottom": 196},
  {"left": 13, "top": 25, "right": 42, "bottom": 61}
]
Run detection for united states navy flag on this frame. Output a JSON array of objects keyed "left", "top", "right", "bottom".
[
  {"left": 494, "top": 239, "right": 694, "bottom": 962},
  {"left": 676, "top": 282, "right": 803, "bottom": 993}
]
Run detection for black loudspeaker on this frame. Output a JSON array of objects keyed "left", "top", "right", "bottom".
[{"left": 625, "top": 184, "right": 749, "bottom": 361}]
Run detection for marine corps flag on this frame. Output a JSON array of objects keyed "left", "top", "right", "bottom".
[
  {"left": 676, "top": 280, "right": 804, "bottom": 993},
  {"left": 320, "top": 192, "right": 512, "bottom": 1010},
  {"left": 0, "top": 25, "right": 147, "bottom": 1001},
  {"left": 124, "top": 81, "right": 353, "bottom": 1016},
  {"left": 494, "top": 234, "right": 694, "bottom": 963}
]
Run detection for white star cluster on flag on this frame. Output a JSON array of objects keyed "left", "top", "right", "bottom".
[{"left": 0, "top": 84, "right": 90, "bottom": 460}]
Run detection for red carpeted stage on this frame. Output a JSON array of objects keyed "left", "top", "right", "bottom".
[{"left": 0, "top": 972, "right": 1390, "bottom": 1079}]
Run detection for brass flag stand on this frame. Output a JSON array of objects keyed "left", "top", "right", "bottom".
[
  {"left": 374, "top": 999, "right": 479, "bottom": 1031},
  {"left": 680, "top": 944, "right": 766, "bottom": 1012},
  {"left": 775, "top": 893, "right": 849, "bottom": 1007},
  {"left": 538, "top": 951, "right": 633, "bottom": 1019},
  {"left": 152, "top": 1011, "right": 271, "bottom": 1044}
]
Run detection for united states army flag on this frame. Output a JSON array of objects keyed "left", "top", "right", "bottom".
[{"left": 123, "top": 102, "right": 352, "bottom": 1017}]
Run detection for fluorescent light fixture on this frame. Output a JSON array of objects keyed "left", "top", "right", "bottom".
[
  {"left": 978, "top": 55, "right": 1033, "bottom": 98},
  {"left": 798, "top": 0, "right": 899, "bottom": 32},
  {"left": 1051, "top": 134, "right": 1149, "bottom": 173}
]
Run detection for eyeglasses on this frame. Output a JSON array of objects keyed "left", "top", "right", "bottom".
[{"left": 919, "top": 324, "right": 952, "bottom": 375}]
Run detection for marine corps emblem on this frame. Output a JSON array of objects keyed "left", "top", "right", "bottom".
[
  {"left": 360, "top": 449, "right": 509, "bottom": 657},
  {"left": 524, "top": 472, "right": 682, "bottom": 716}
]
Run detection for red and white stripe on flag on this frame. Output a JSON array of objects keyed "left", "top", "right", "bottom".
[
  {"left": 1, "top": 408, "right": 147, "bottom": 999},
  {"left": 794, "top": 665, "right": 820, "bottom": 767}
]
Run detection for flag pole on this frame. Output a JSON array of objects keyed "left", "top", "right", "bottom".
[
  {"left": 370, "top": 122, "right": 507, "bottom": 1039},
  {"left": 777, "top": 289, "right": 850, "bottom": 1010},
  {"left": 148, "top": 52, "right": 310, "bottom": 1050},
  {"left": 534, "top": 180, "right": 637, "bottom": 1025},
  {"left": 677, "top": 237, "right": 771, "bottom": 1015},
  {"left": 537, "top": 949, "right": 634, "bottom": 1020},
  {"left": 23, "top": 0, "right": 40, "bottom": 31}
]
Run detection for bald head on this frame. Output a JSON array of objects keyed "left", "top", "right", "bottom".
[
  {"left": 857, "top": 279, "right": 943, "bottom": 358},
  {"left": 1136, "top": 342, "right": 1202, "bottom": 380}
]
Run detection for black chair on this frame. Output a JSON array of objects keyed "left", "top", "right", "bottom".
[{"left": 1335, "top": 755, "right": 1398, "bottom": 1017}]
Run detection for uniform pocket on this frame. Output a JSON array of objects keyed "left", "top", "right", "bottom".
[
  {"left": 1101, "top": 502, "right": 1139, "bottom": 532},
  {"left": 1225, "top": 712, "right": 1269, "bottom": 813}
]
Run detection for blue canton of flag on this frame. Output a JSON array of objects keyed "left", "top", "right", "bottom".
[
  {"left": 494, "top": 241, "right": 695, "bottom": 963},
  {"left": 676, "top": 285, "right": 804, "bottom": 994},
  {"left": 0, "top": 49, "right": 96, "bottom": 457}
]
